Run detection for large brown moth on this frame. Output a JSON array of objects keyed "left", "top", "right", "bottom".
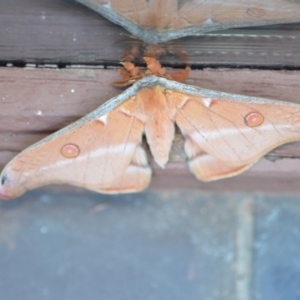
[
  {"left": 1, "top": 58, "right": 300, "bottom": 200},
  {"left": 76, "top": 0, "right": 300, "bottom": 43}
]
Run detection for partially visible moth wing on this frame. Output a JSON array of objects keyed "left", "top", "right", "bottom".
[
  {"left": 183, "top": 136, "right": 252, "bottom": 181},
  {"left": 0, "top": 95, "right": 151, "bottom": 200},
  {"left": 171, "top": 89, "right": 300, "bottom": 181},
  {"left": 76, "top": 0, "right": 300, "bottom": 43}
]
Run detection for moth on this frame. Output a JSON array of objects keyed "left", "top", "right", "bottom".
[
  {"left": 76, "top": 0, "right": 300, "bottom": 43},
  {"left": 1, "top": 57, "right": 300, "bottom": 200}
]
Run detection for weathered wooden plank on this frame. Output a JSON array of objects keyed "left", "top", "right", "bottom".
[
  {"left": 0, "top": 67, "right": 120, "bottom": 132},
  {"left": 0, "top": 0, "right": 123, "bottom": 63},
  {"left": 2, "top": 67, "right": 300, "bottom": 192},
  {"left": 1, "top": 67, "right": 300, "bottom": 131},
  {"left": 150, "top": 158, "right": 300, "bottom": 193},
  {"left": 0, "top": 0, "right": 300, "bottom": 66},
  {"left": 0, "top": 133, "right": 47, "bottom": 152}
]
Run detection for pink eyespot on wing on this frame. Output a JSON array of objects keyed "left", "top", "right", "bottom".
[
  {"left": 247, "top": 8, "right": 266, "bottom": 17},
  {"left": 245, "top": 112, "right": 264, "bottom": 127},
  {"left": 60, "top": 144, "right": 80, "bottom": 158}
]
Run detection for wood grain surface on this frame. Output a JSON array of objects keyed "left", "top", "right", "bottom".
[
  {"left": 1, "top": 0, "right": 300, "bottom": 192},
  {"left": 1, "top": 67, "right": 300, "bottom": 192},
  {"left": 1, "top": 0, "right": 300, "bottom": 66}
]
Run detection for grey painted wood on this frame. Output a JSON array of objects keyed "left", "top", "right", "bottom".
[
  {"left": 1, "top": 190, "right": 300, "bottom": 299},
  {"left": 0, "top": 0, "right": 300, "bottom": 66}
]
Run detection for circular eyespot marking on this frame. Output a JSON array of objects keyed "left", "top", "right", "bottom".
[
  {"left": 247, "top": 8, "right": 266, "bottom": 17},
  {"left": 61, "top": 144, "right": 80, "bottom": 158},
  {"left": 245, "top": 112, "right": 264, "bottom": 127}
]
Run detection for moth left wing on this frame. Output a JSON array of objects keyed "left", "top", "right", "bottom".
[
  {"left": 171, "top": 90, "right": 300, "bottom": 181},
  {"left": 0, "top": 99, "right": 151, "bottom": 200}
]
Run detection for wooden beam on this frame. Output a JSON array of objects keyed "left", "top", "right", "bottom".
[
  {"left": 1, "top": 67, "right": 300, "bottom": 192},
  {"left": 0, "top": 0, "right": 300, "bottom": 66}
]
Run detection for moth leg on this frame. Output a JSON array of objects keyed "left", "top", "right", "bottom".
[
  {"left": 121, "top": 61, "right": 140, "bottom": 77},
  {"left": 143, "top": 57, "right": 166, "bottom": 76},
  {"left": 99, "top": 145, "right": 151, "bottom": 193},
  {"left": 184, "top": 136, "right": 253, "bottom": 181}
]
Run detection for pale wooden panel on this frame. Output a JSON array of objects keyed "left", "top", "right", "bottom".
[
  {"left": 150, "top": 158, "right": 300, "bottom": 193},
  {"left": 1, "top": 67, "right": 300, "bottom": 132},
  {"left": 0, "top": 0, "right": 300, "bottom": 66},
  {"left": 1, "top": 67, "right": 300, "bottom": 192}
]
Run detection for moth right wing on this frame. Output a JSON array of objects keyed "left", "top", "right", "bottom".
[
  {"left": 183, "top": 135, "right": 252, "bottom": 181},
  {"left": 170, "top": 89, "right": 300, "bottom": 181}
]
